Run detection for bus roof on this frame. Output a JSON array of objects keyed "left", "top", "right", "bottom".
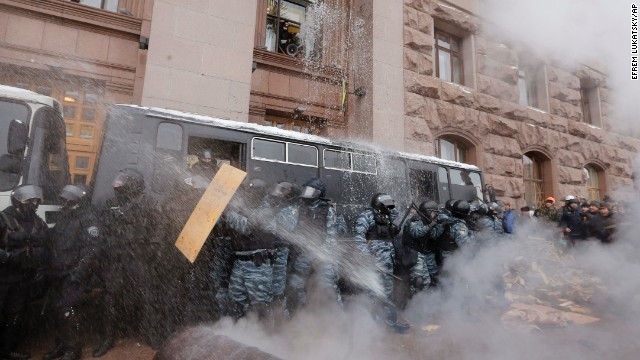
[
  {"left": 0, "top": 84, "right": 59, "bottom": 109},
  {"left": 118, "top": 104, "right": 480, "bottom": 172}
]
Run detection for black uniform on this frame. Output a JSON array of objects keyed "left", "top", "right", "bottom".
[
  {"left": 45, "top": 203, "right": 101, "bottom": 359},
  {"left": 93, "top": 168, "right": 164, "bottom": 355},
  {"left": 0, "top": 204, "right": 49, "bottom": 359}
]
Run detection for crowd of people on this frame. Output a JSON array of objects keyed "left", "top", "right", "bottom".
[{"left": 0, "top": 150, "right": 631, "bottom": 359}]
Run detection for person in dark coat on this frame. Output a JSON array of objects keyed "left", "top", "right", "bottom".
[
  {"left": 558, "top": 197, "right": 585, "bottom": 245},
  {"left": 0, "top": 185, "right": 49, "bottom": 360},
  {"left": 43, "top": 184, "right": 101, "bottom": 360}
]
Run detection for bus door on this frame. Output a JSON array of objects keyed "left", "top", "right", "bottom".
[{"left": 248, "top": 137, "right": 318, "bottom": 188}]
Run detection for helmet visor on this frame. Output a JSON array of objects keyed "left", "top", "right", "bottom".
[
  {"left": 378, "top": 194, "right": 395, "bottom": 209},
  {"left": 12, "top": 185, "right": 44, "bottom": 202},
  {"left": 300, "top": 186, "right": 321, "bottom": 199},
  {"left": 59, "top": 185, "right": 86, "bottom": 202}
]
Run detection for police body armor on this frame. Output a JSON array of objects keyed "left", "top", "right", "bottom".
[
  {"left": 0, "top": 207, "right": 49, "bottom": 283},
  {"left": 50, "top": 208, "right": 100, "bottom": 280},
  {"left": 298, "top": 200, "right": 329, "bottom": 241},
  {"left": 366, "top": 210, "right": 396, "bottom": 241},
  {"left": 433, "top": 218, "right": 461, "bottom": 252}
]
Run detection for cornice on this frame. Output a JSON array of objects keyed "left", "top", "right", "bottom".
[
  {"left": 253, "top": 48, "right": 345, "bottom": 84},
  {"left": 0, "top": 41, "right": 137, "bottom": 73},
  {"left": 0, "top": 0, "right": 142, "bottom": 37}
]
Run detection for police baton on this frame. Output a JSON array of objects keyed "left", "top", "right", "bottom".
[{"left": 398, "top": 202, "right": 419, "bottom": 230}]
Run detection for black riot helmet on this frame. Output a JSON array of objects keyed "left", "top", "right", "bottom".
[
  {"left": 444, "top": 199, "right": 455, "bottom": 212},
  {"left": 59, "top": 184, "right": 88, "bottom": 209},
  {"left": 452, "top": 200, "right": 471, "bottom": 218},
  {"left": 300, "top": 177, "right": 326, "bottom": 199},
  {"left": 270, "top": 181, "right": 301, "bottom": 202},
  {"left": 244, "top": 178, "right": 267, "bottom": 205},
  {"left": 418, "top": 200, "right": 439, "bottom": 219},
  {"left": 112, "top": 168, "right": 145, "bottom": 203},
  {"left": 371, "top": 193, "right": 396, "bottom": 213},
  {"left": 11, "top": 184, "right": 44, "bottom": 206},
  {"left": 11, "top": 184, "right": 44, "bottom": 218}
]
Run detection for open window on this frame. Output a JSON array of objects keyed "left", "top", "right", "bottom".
[{"left": 265, "top": 0, "right": 314, "bottom": 58}]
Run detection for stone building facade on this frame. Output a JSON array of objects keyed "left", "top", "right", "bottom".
[
  {"left": 399, "top": 0, "right": 639, "bottom": 207},
  {"left": 0, "top": 0, "right": 152, "bottom": 184},
  {"left": 0, "top": 0, "right": 637, "bottom": 208}
]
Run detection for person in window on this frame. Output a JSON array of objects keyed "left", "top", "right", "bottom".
[
  {"left": 0, "top": 185, "right": 49, "bottom": 360},
  {"left": 43, "top": 184, "right": 100, "bottom": 360},
  {"left": 191, "top": 149, "right": 218, "bottom": 180}
]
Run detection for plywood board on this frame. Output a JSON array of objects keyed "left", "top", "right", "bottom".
[{"left": 175, "top": 163, "right": 246, "bottom": 263}]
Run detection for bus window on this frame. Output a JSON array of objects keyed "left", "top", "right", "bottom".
[
  {"left": 156, "top": 122, "right": 183, "bottom": 151},
  {"left": 438, "top": 167, "right": 450, "bottom": 202},
  {"left": 450, "top": 169, "right": 482, "bottom": 201},
  {"left": 0, "top": 100, "right": 30, "bottom": 191},
  {"left": 30, "top": 107, "right": 69, "bottom": 203},
  {"left": 287, "top": 143, "right": 318, "bottom": 167},
  {"left": 324, "top": 149, "right": 350, "bottom": 170},
  {"left": 409, "top": 169, "right": 437, "bottom": 203},
  {"left": 252, "top": 138, "right": 285, "bottom": 162},
  {"left": 352, "top": 153, "right": 377, "bottom": 174}
]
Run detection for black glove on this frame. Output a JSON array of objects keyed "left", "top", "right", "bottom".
[
  {"left": 6, "top": 248, "right": 29, "bottom": 266},
  {"left": 390, "top": 224, "right": 400, "bottom": 236}
]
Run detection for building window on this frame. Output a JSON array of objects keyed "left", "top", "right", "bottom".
[
  {"left": 260, "top": 115, "right": 322, "bottom": 135},
  {"left": 518, "top": 69, "right": 539, "bottom": 108},
  {"left": 523, "top": 152, "right": 546, "bottom": 209},
  {"left": 435, "top": 137, "right": 466, "bottom": 163},
  {"left": 265, "top": 0, "right": 310, "bottom": 57},
  {"left": 580, "top": 85, "right": 601, "bottom": 127},
  {"left": 69, "top": 0, "right": 118, "bottom": 12},
  {"left": 584, "top": 165, "right": 604, "bottom": 201},
  {"left": 435, "top": 30, "right": 464, "bottom": 85}
]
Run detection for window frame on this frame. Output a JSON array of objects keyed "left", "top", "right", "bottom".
[
  {"left": 523, "top": 153, "right": 545, "bottom": 209},
  {"left": 251, "top": 137, "right": 319, "bottom": 168},
  {"left": 322, "top": 148, "right": 377, "bottom": 175},
  {"left": 435, "top": 137, "right": 466, "bottom": 163},
  {"left": 434, "top": 30, "right": 464, "bottom": 85},
  {"left": 265, "top": 0, "right": 311, "bottom": 56}
]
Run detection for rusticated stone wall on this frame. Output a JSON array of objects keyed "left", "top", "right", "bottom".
[{"left": 402, "top": 0, "right": 639, "bottom": 206}]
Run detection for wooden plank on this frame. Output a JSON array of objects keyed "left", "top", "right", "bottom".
[{"left": 175, "top": 163, "right": 246, "bottom": 263}]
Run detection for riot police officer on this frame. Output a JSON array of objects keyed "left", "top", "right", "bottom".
[
  {"left": 224, "top": 178, "right": 278, "bottom": 320},
  {"left": 354, "top": 193, "right": 409, "bottom": 333},
  {"left": 433, "top": 200, "right": 475, "bottom": 261},
  {"left": 94, "top": 168, "right": 164, "bottom": 356},
  {"left": 43, "top": 184, "right": 100, "bottom": 360},
  {"left": 0, "top": 185, "right": 49, "bottom": 360},
  {"left": 288, "top": 178, "right": 342, "bottom": 308},
  {"left": 475, "top": 201, "right": 505, "bottom": 245},
  {"left": 404, "top": 200, "right": 443, "bottom": 292}
]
